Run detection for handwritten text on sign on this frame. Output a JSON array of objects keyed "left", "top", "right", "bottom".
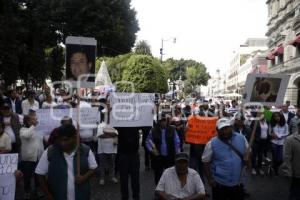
[
  {"left": 185, "top": 116, "right": 218, "bottom": 144},
  {"left": 110, "top": 93, "right": 155, "bottom": 127},
  {"left": 0, "top": 154, "right": 18, "bottom": 176},
  {"left": 0, "top": 174, "right": 16, "bottom": 200}
]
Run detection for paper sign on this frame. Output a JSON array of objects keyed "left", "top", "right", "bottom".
[
  {"left": 0, "top": 174, "right": 16, "bottom": 200},
  {"left": 109, "top": 93, "right": 155, "bottom": 127},
  {"left": 36, "top": 108, "right": 100, "bottom": 134},
  {"left": 185, "top": 116, "right": 218, "bottom": 144},
  {"left": 0, "top": 154, "right": 18, "bottom": 176}
]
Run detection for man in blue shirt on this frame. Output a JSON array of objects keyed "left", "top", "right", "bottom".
[
  {"left": 202, "top": 118, "right": 248, "bottom": 200},
  {"left": 146, "top": 117, "right": 181, "bottom": 185}
]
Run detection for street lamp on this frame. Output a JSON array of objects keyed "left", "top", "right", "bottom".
[{"left": 160, "top": 37, "right": 176, "bottom": 63}]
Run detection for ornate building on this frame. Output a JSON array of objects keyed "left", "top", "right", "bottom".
[{"left": 266, "top": 0, "right": 300, "bottom": 106}]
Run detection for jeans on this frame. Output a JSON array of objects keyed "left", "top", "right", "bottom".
[
  {"left": 98, "top": 153, "right": 116, "bottom": 179},
  {"left": 271, "top": 143, "right": 283, "bottom": 174},
  {"left": 20, "top": 161, "right": 38, "bottom": 193},
  {"left": 252, "top": 139, "right": 268, "bottom": 170},
  {"left": 119, "top": 153, "right": 140, "bottom": 200},
  {"left": 189, "top": 144, "right": 206, "bottom": 180}
]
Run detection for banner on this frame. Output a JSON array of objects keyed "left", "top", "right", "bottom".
[
  {"left": 109, "top": 92, "right": 155, "bottom": 127},
  {"left": 185, "top": 116, "right": 218, "bottom": 144},
  {"left": 0, "top": 154, "right": 18, "bottom": 200},
  {"left": 36, "top": 108, "right": 100, "bottom": 134}
]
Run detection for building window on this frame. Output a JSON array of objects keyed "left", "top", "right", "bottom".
[
  {"left": 296, "top": 44, "right": 300, "bottom": 57},
  {"left": 271, "top": 59, "right": 275, "bottom": 66},
  {"left": 278, "top": 54, "right": 284, "bottom": 63}
]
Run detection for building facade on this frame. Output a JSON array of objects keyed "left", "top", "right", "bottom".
[
  {"left": 227, "top": 38, "right": 268, "bottom": 93},
  {"left": 266, "top": 0, "right": 300, "bottom": 106}
]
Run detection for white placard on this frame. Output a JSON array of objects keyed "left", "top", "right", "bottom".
[
  {"left": 0, "top": 174, "right": 16, "bottom": 200},
  {"left": 36, "top": 108, "right": 100, "bottom": 134},
  {"left": 110, "top": 93, "right": 155, "bottom": 127},
  {"left": 242, "top": 73, "right": 290, "bottom": 106},
  {"left": 0, "top": 154, "right": 18, "bottom": 176}
]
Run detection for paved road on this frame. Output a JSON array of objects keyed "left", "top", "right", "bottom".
[{"left": 91, "top": 147, "right": 290, "bottom": 200}]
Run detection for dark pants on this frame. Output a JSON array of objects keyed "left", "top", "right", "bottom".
[
  {"left": 143, "top": 146, "right": 151, "bottom": 169},
  {"left": 119, "top": 153, "right": 140, "bottom": 200},
  {"left": 271, "top": 143, "right": 283, "bottom": 175},
  {"left": 252, "top": 139, "right": 268, "bottom": 170},
  {"left": 212, "top": 183, "right": 244, "bottom": 200},
  {"left": 20, "top": 161, "right": 38, "bottom": 193},
  {"left": 189, "top": 144, "right": 206, "bottom": 180},
  {"left": 289, "top": 177, "right": 300, "bottom": 200},
  {"left": 151, "top": 155, "right": 174, "bottom": 185}
]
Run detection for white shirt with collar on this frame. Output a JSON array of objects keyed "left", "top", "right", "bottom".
[
  {"left": 35, "top": 148, "right": 98, "bottom": 200},
  {"left": 156, "top": 166, "right": 205, "bottom": 199},
  {"left": 21, "top": 99, "right": 39, "bottom": 115}
]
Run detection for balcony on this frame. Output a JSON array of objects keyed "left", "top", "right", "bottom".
[{"left": 269, "top": 56, "right": 300, "bottom": 74}]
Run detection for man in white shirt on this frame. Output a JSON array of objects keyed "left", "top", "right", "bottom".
[
  {"left": 35, "top": 124, "right": 97, "bottom": 200},
  {"left": 155, "top": 152, "right": 206, "bottom": 200},
  {"left": 22, "top": 90, "right": 39, "bottom": 115}
]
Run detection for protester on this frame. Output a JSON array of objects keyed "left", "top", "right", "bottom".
[
  {"left": 203, "top": 118, "right": 248, "bottom": 200},
  {"left": 270, "top": 112, "right": 289, "bottom": 175},
  {"left": 0, "top": 103, "right": 22, "bottom": 153},
  {"left": 0, "top": 120, "right": 12, "bottom": 153},
  {"left": 170, "top": 117, "right": 185, "bottom": 152},
  {"left": 4, "top": 89, "right": 22, "bottom": 114},
  {"left": 281, "top": 104, "right": 295, "bottom": 126},
  {"left": 35, "top": 124, "right": 98, "bottom": 200},
  {"left": 146, "top": 117, "right": 180, "bottom": 185},
  {"left": 22, "top": 90, "right": 39, "bottom": 115},
  {"left": 250, "top": 112, "right": 270, "bottom": 175},
  {"left": 155, "top": 152, "right": 206, "bottom": 200},
  {"left": 289, "top": 108, "right": 300, "bottom": 135},
  {"left": 97, "top": 122, "right": 118, "bottom": 185},
  {"left": 42, "top": 95, "right": 57, "bottom": 109},
  {"left": 47, "top": 116, "right": 74, "bottom": 146},
  {"left": 283, "top": 121, "right": 300, "bottom": 200},
  {"left": 115, "top": 126, "right": 141, "bottom": 200},
  {"left": 20, "top": 113, "right": 44, "bottom": 199},
  {"left": 141, "top": 126, "right": 152, "bottom": 171}
]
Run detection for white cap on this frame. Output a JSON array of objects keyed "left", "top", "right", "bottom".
[{"left": 216, "top": 118, "right": 232, "bottom": 130}]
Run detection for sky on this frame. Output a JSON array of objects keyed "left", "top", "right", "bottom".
[{"left": 130, "top": 0, "right": 268, "bottom": 75}]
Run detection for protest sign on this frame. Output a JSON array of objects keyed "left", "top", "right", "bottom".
[
  {"left": 0, "top": 174, "right": 16, "bottom": 200},
  {"left": 243, "top": 74, "right": 290, "bottom": 106},
  {"left": 36, "top": 108, "right": 100, "bottom": 134},
  {"left": 109, "top": 92, "right": 155, "bottom": 127},
  {"left": 0, "top": 154, "right": 18, "bottom": 200},
  {"left": 185, "top": 116, "right": 218, "bottom": 144}
]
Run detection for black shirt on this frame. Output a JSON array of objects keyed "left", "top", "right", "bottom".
[{"left": 115, "top": 127, "right": 140, "bottom": 154}]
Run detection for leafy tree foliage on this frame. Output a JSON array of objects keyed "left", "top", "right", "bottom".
[{"left": 134, "top": 40, "right": 152, "bottom": 56}]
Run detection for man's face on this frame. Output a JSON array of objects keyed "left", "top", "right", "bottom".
[
  {"left": 70, "top": 52, "right": 91, "bottom": 79},
  {"left": 59, "top": 136, "right": 76, "bottom": 152},
  {"left": 10, "top": 90, "right": 17, "bottom": 100},
  {"left": 282, "top": 105, "right": 288, "bottom": 113},
  {"left": 218, "top": 126, "right": 232, "bottom": 140},
  {"left": 175, "top": 160, "right": 188, "bottom": 175}
]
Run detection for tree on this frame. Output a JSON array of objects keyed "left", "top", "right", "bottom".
[
  {"left": 119, "top": 55, "right": 168, "bottom": 93},
  {"left": 134, "top": 40, "right": 152, "bottom": 56},
  {"left": 184, "top": 63, "right": 210, "bottom": 94}
]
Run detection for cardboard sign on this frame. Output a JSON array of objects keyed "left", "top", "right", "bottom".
[
  {"left": 0, "top": 154, "right": 18, "bottom": 176},
  {"left": 185, "top": 116, "right": 218, "bottom": 144},
  {"left": 243, "top": 74, "right": 290, "bottom": 106},
  {"left": 109, "top": 92, "right": 155, "bottom": 127}
]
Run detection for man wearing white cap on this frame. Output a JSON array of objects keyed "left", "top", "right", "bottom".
[{"left": 202, "top": 118, "right": 248, "bottom": 200}]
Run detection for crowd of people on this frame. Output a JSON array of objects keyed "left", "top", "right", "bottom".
[{"left": 0, "top": 87, "right": 299, "bottom": 200}]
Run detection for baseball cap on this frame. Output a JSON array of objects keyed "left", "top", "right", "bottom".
[
  {"left": 175, "top": 152, "right": 189, "bottom": 162},
  {"left": 216, "top": 118, "right": 232, "bottom": 130}
]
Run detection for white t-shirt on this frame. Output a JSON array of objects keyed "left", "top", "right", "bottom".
[
  {"left": 271, "top": 124, "right": 289, "bottom": 145},
  {"left": 42, "top": 101, "right": 57, "bottom": 109},
  {"left": 3, "top": 117, "right": 16, "bottom": 143},
  {"left": 22, "top": 99, "right": 39, "bottom": 115},
  {"left": 0, "top": 133, "right": 12, "bottom": 151},
  {"left": 260, "top": 121, "right": 268, "bottom": 139},
  {"left": 156, "top": 167, "right": 205, "bottom": 198},
  {"left": 79, "top": 101, "right": 95, "bottom": 142},
  {"left": 35, "top": 148, "right": 98, "bottom": 200},
  {"left": 97, "top": 123, "right": 118, "bottom": 154}
]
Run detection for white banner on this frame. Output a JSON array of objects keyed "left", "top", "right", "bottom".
[
  {"left": 109, "top": 93, "right": 155, "bottom": 127},
  {"left": 36, "top": 108, "right": 100, "bottom": 134},
  {"left": 0, "top": 154, "right": 18, "bottom": 200}
]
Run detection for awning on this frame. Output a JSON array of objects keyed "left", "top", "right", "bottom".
[
  {"left": 266, "top": 52, "right": 275, "bottom": 60},
  {"left": 273, "top": 45, "right": 284, "bottom": 56},
  {"left": 288, "top": 35, "right": 300, "bottom": 46}
]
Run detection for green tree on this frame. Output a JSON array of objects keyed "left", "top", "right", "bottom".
[
  {"left": 119, "top": 55, "right": 168, "bottom": 93},
  {"left": 184, "top": 63, "right": 210, "bottom": 93},
  {"left": 134, "top": 40, "right": 152, "bottom": 56}
]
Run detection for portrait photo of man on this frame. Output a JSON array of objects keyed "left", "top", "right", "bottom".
[{"left": 65, "top": 36, "right": 97, "bottom": 84}]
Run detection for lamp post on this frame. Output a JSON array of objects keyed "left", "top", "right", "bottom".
[{"left": 160, "top": 37, "right": 176, "bottom": 63}]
